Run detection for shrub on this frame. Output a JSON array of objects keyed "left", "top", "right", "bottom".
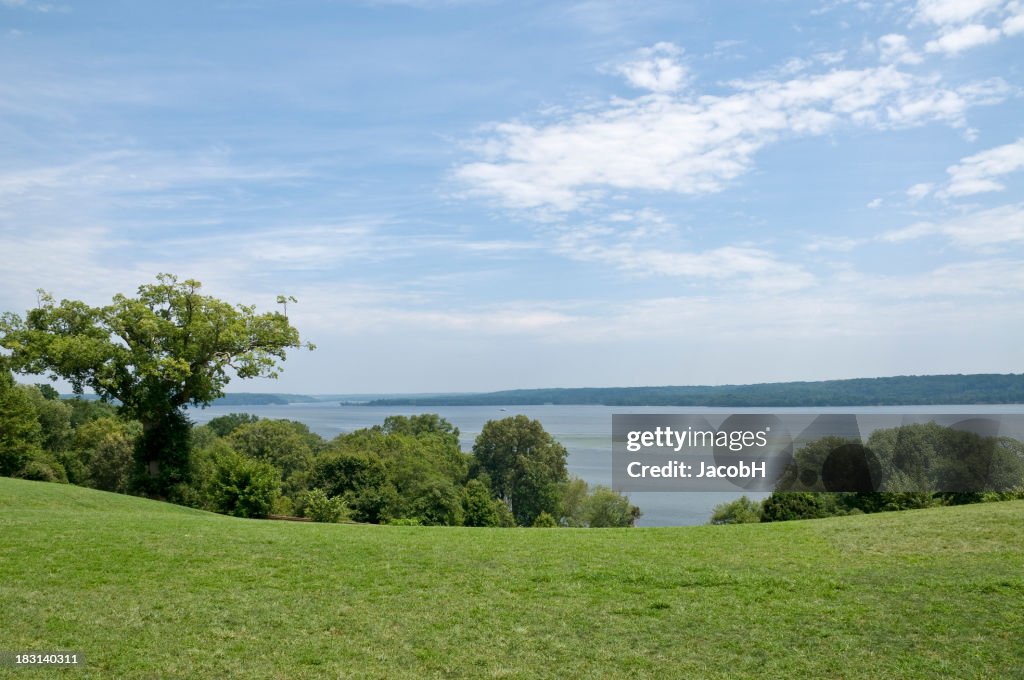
[
  {"left": 303, "top": 488, "right": 348, "bottom": 523},
  {"left": 494, "top": 499, "right": 517, "bottom": 527},
  {"left": 463, "top": 479, "right": 503, "bottom": 527},
  {"left": 531, "top": 511, "right": 557, "bottom": 527},
  {"left": 559, "top": 477, "right": 590, "bottom": 527},
  {"left": 761, "top": 492, "right": 834, "bottom": 522},
  {"left": 21, "top": 457, "right": 67, "bottom": 483},
  {"left": 584, "top": 486, "right": 641, "bottom": 527},
  {"left": 73, "top": 416, "right": 138, "bottom": 493},
  {"left": 272, "top": 496, "right": 295, "bottom": 516},
  {"left": 388, "top": 518, "right": 422, "bottom": 526},
  {"left": 710, "top": 496, "right": 763, "bottom": 524},
  {"left": 210, "top": 448, "right": 281, "bottom": 518}
]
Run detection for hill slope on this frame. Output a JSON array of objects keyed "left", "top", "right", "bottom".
[{"left": 1, "top": 478, "right": 1022, "bottom": 678}]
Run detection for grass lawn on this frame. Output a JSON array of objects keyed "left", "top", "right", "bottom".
[{"left": 1, "top": 477, "right": 1022, "bottom": 679}]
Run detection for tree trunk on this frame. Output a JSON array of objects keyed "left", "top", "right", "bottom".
[{"left": 134, "top": 409, "right": 192, "bottom": 500}]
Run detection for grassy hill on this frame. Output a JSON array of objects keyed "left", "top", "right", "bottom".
[{"left": 1, "top": 478, "right": 1022, "bottom": 679}]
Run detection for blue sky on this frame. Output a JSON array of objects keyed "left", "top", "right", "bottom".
[{"left": 1, "top": 0, "right": 1022, "bottom": 393}]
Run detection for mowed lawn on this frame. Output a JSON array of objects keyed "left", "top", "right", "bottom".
[{"left": 1, "top": 478, "right": 1022, "bottom": 679}]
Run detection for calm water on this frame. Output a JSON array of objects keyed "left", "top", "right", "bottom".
[{"left": 187, "top": 402, "right": 1024, "bottom": 526}]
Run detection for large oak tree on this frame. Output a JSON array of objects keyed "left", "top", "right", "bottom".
[{"left": 0, "top": 274, "right": 311, "bottom": 497}]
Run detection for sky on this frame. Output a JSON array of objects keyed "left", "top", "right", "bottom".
[{"left": 1, "top": 0, "right": 1023, "bottom": 394}]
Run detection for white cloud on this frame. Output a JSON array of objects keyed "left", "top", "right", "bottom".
[
  {"left": 612, "top": 42, "right": 689, "bottom": 93},
  {"left": 867, "top": 197, "right": 884, "bottom": 208},
  {"left": 550, "top": 225, "right": 815, "bottom": 293},
  {"left": 884, "top": 76, "right": 1009, "bottom": 129},
  {"left": 0, "top": 149, "right": 304, "bottom": 204},
  {"left": 907, "top": 182, "right": 934, "bottom": 199},
  {"left": 912, "top": 1, "right": 1024, "bottom": 55},
  {"left": 0, "top": 0, "right": 66, "bottom": 11},
  {"left": 834, "top": 259, "right": 1024, "bottom": 302},
  {"left": 915, "top": 0, "right": 1004, "bottom": 25},
  {"left": 815, "top": 50, "right": 848, "bottom": 65},
  {"left": 878, "top": 34, "right": 923, "bottom": 63},
  {"left": 804, "top": 236, "right": 863, "bottom": 251},
  {"left": 880, "top": 203, "right": 1024, "bottom": 248},
  {"left": 941, "top": 138, "right": 1024, "bottom": 196},
  {"left": 1004, "top": 3, "right": 1024, "bottom": 33},
  {"left": 457, "top": 61, "right": 1008, "bottom": 211},
  {"left": 925, "top": 22, "right": 1002, "bottom": 53}
]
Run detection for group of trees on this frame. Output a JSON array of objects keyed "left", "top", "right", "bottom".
[
  {"left": 774, "top": 422, "right": 1024, "bottom": 495},
  {"left": 0, "top": 275, "right": 640, "bottom": 528},
  {"left": 0, "top": 385, "right": 640, "bottom": 527},
  {"left": 710, "top": 422, "right": 1024, "bottom": 524},
  {"left": 0, "top": 373, "right": 138, "bottom": 492}
]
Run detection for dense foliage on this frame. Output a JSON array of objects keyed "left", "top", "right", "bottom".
[
  {"left": 709, "top": 423, "right": 1024, "bottom": 524},
  {"left": 0, "top": 383, "right": 638, "bottom": 527}
]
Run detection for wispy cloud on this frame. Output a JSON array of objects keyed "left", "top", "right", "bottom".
[
  {"left": 925, "top": 23, "right": 1002, "bottom": 53},
  {"left": 880, "top": 202, "right": 1024, "bottom": 248},
  {"left": 942, "top": 137, "right": 1024, "bottom": 196},
  {"left": 914, "top": 0, "right": 1005, "bottom": 26},
  {"left": 913, "top": 0, "right": 1024, "bottom": 55},
  {"left": 557, "top": 235, "right": 814, "bottom": 294},
  {"left": 610, "top": 42, "right": 689, "bottom": 93},
  {"left": 456, "top": 54, "right": 1008, "bottom": 212},
  {"left": 907, "top": 182, "right": 934, "bottom": 199},
  {"left": 878, "top": 33, "right": 924, "bottom": 64},
  {"left": 0, "top": 0, "right": 68, "bottom": 12},
  {"left": 0, "top": 149, "right": 306, "bottom": 206}
]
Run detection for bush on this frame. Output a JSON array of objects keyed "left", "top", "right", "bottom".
[
  {"left": 584, "top": 486, "right": 641, "bottom": 527},
  {"left": 387, "top": 518, "right": 422, "bottom": 526},
  {"left": 303, "top": 488, "right": 348, "bottom": 523},
  {"left": 20, "top": 457, "right": 67, "bottom": 483},
  {"left": 710, "top": 496, "right": 763, "bottom": 524},
  {"left": 73, "top": 416, "right": 138, "bottom": 493},
  {"left": 761, "top": 492, "right": 835, "bottom": 522},
  {"left": 559, "top": 477, "right": 590, "bottom": 527},
  {"left": 494, "top": 500, "right": 517, "bottom": 527},
  {"left": 272, "top": 496, "right": 295, "bottom": 516},
  {"left": 531, "top": 511, "right": 557, "bottom": 527},
  {"left": 463, "top": 479, "right": 504, "bottom": 527},
  {"left": 210, "top": 448, "right": 281, "bottom": 518}
]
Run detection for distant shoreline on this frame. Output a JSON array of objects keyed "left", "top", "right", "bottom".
[
  {"left": 57, "top": 373, "right": 1024, "bottom": 408},
  {"left": 363, "top": 373, "right": 1024, "bottom": 407},
  {"left": 53, "top": 373, "right": 1020, "bottom": 408}
]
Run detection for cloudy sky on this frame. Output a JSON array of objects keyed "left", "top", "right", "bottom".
[{"left": 1, "top": 0, "right": 1022, "bottom": 393}]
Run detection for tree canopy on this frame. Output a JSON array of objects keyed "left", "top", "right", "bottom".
[
  {"left": 472, "top": 415, "right": 569, "bottom": 526},
  {"left": 0, "top": 274, "right": 311, "bottom": 496}
]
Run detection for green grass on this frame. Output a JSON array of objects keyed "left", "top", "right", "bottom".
[{"left": 1, "top": 478, "right": 1022, "bottom": 679}]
